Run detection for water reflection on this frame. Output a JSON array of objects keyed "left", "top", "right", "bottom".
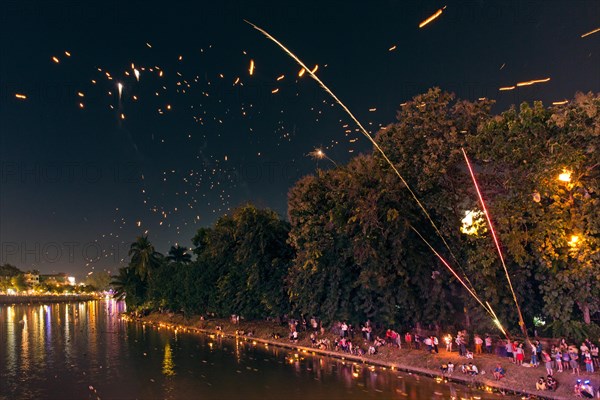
[
  {"left": 162, "top": 342, "right": 176, "bottom": 376},
  {"left": 1, "top": 301, "right": 514, "bottom": 400}
]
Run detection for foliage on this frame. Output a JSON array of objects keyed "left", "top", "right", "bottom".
[
  {"left": 85, "top": 271, "right": 112, "bottom": 291},
  {"left": 112, "top": 89, "right": 599, "bottom": 337}
]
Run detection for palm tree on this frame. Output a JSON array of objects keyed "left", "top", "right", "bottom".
[
  {"left": 111, "top": 266, "right": 136, "bottom": 301},
  {"left": 166, "top": 245, "right": 192, "bottom": 264},
  {"left": 128, "top": 235, "right": 163, "bottom": 280}
]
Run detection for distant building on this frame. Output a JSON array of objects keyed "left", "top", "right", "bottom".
[
  {"left": 23, "top": 271, "right": 40, "bottom": 286},
  {"left": 40, "top": 273, "right": 69, "bottom": 286}
]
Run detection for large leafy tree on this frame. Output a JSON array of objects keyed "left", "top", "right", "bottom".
[
  {"left": 470, "top": 93, "right": 600, "bottom": 336},
  {"left": 287, "top": 153, "right": 460, "bottom": 328}
]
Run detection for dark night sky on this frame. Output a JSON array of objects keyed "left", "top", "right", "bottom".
[{"left": 0, "top": 0, "right": 599, "bottom": 278}]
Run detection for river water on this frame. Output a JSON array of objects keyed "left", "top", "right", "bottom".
[{"left": 0, "top": 300, "right": 514, "bottom": 399}]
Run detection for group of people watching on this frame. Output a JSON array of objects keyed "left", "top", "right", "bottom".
[
  {"left": 536, "top": 375, "right": 558, "bottom": 391},
  {"left": 281, "top": 316, "right": 600, "bottom": 396}
]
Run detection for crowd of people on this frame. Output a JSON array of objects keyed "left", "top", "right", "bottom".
[{"left": 281, "top": 316, "right": 600, "bottom": 397}]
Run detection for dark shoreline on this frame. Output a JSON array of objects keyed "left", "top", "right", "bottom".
[{"left": 0, "top": 294, "right": 98, "bottom": 305}]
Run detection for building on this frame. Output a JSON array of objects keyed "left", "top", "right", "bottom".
[{"left": 23, "top": 271, "right": 40, "bottom": 286}]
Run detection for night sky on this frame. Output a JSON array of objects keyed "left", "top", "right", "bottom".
[{"left": 1, "top": 0, "right": 599, "bottom": 278}]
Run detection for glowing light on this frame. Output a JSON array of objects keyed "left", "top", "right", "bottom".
[
  {"left": 460, "top": 209, "right": 486, "bottom": 236},
  {"left": 310, "top": 64, "right": 318, "bottom": 74},
  {"left": 276, "top": 74, "right": 285, "bottom": 81},
  {"left": 134, "top": 69, "right": 140, "bottom": 81},
  {"left": 52, "top": 56, "right": 60, "bottom": 63},
  {"left": 581, "top": 27, "right": 600, "bottom": 38},
  {"left": 516, "top": 77, "right": 550, "bottom": 87},
  {"left": 499, "top": 86, "right": 515, "bottom": 91},
  {"left": 419, "top": 6, "right": 446, "bottom": 28},
  {"left": 552, "top": 100, "right": 568, "bottom": 105},
  {"left": 77, "top": 92, "right": 84, "bottom": 97},
  {"left": 271, "top": 88, "right": 279, "bottom": 94},
  {"left": 558, "top": 169, "right": 572, "bottom": 182},
  {"left": 64, "top": 51, "right": 71, "bottom": 57},
  {"left": 309, "top": 148, "right": 337, "bottom": 167},
  {"left": 249, "top": 59, "right": 255, "bottom": 75},
  {"left": 15, "top": 93, "right": 27, "bottom": 100},
  {"left": 388, "top": 45, "right": 397, "bottom": 51},
  {"left": 117, "top": 82, "right": 123, "bottom": 98},
  {"left": 298, "top": 68, "right": 306, "bottom": 77},
  {"left": 569, "top": 235, "right": 579, "bottom": 247}
]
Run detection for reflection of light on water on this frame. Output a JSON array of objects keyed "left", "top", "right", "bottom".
[
  {"left": 20, "top": 312, "right": 31, "bottom": 373},
  {"left": 162, "top": 343, "right": 176, "bottom": 376},
  {"left": 6, "top": 306, "right": 16, "bottom": 374},
  {"left": 44, "top": 305, "right": 52, "bottom": 343}
]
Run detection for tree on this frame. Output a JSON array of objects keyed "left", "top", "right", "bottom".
[
  {"left": 0, "top": 264, "right": 22, "bottom": 291},
  {"left": 166, "top": 245, "right": 192, "bottom": 264},
  {"left": 128, "top": 235, "right": 163, "bottom": 280},
  {"left": 287, "top": 155, "right": 461, "bottom": 328},
  {"left": 469, "top": 93, "right": 600, "bottom": 337},
  {"left": 10, "top": 274, "right": 27, "bottom": 292},
  {"left": 85, "top": 271, "right": 112, "bottom": 291},
  {"left": 111, "top": 266, "right": 147, "bottom": 308}
]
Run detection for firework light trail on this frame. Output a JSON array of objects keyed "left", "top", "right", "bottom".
[
  {"left": 410, "top": 226, "right": 509, "bottom": 338},
  {"left": 581, "top": 27, "right": 600, "bottom": 38},
  {"left": 245, "top": 19, "right": 482, "bottom": 306},
  {"left": 419, "top": 6, "right": 446, "bottom": 28},
  {"left": 462, "top": 148, "right": 528, "bottom": 339}
]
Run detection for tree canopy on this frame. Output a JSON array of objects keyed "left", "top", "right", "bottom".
[{"left": 116, "top": 89, "right": 599, "bottom": 340}]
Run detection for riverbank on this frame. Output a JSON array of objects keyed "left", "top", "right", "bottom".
[
  {"left": 138, "top": 313, "right": 598, "bottom": 399},
  {"left": 0, "top": 294, "right": 98, "bottom": 305}
]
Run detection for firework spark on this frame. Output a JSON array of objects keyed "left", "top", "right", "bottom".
[
  {"left": 249, "top": 59, "right": 255, "bottom": 75},
  {"left": 411, "top": 226, "right": 509, "bottom": 338},
  {"left": 462, "top": 148, "right": 528, "bottom": 338},
  {"left": 309, "top": 148, "right": 338, "bottom": 167},
  {"left": 245, "top": 19, "right": 474, "bottom": 293},
  {"left": 516, "top": 77, "right": 550, "bottom": 87},
  {"left": 15, "top": 93, "right": 27, "bottom": 100},
  {"left": 419, "top": 6, "right": 446, "bottom": 28},
  {"left": 581, "top": 27, "right": 600, "bottom": 38}
]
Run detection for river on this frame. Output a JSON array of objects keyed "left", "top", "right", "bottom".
[{"left": 0, "top": 300, "right": 515, "bottom": 399}]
